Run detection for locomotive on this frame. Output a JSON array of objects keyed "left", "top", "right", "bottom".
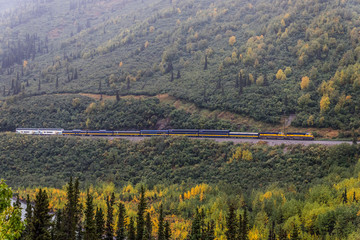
[{"left": 16, "top": 128, "right": 315, "bottom": 140}]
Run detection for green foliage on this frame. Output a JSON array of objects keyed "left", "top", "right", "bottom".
[
  {"left": 1, "top": 0, "right": 360, "bottom": 128},
  {"left": 0, "top": 179, "right": 24, "bottom": 240},
  {"left": 1, "top": 134, "right": 359, "bottom": 190},
  {"left": 0, "top": 94, "right": 237, "bottom": 131}
]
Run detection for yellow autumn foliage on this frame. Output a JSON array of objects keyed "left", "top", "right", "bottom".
[
  {"left": 301, "top": 76, "right": 310, "bottom": 90},
  {"left": 229, "top": 36, "right": 236, "bottom": 46}
]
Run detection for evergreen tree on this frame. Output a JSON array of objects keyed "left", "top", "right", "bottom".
[
  {"left": 76, "top": 222, "right": 83, "bottom": 240},
  {"left": 225, "top": 204, "right": 237, "bottom": 240},
  {"left": 53, "top": 210, "right": 65, "bottom": 240},
  {"left": 55, "top": 76, "right": 59, "bottom": 89},
  {"left": 267, "top": 221, "right": 276, "bottom": 240},
  {"left": 144, "top": 212, "right": 152, "bottom": 240},
  {"left": 189, "top": 209, "right": 201, "bottom": 240},
  {"left": 116, "top": 203, "right": 127, "bottom": 240},
  {"left": 239, "top": 72, "right": 243, "bottom": 95},
  {"left": 128, "top": 217, "right": 136, "bottom": 240},
  {"left": 177, "top": 70, "right": 181, "bottom": 79},
  {"left": 23, "top": 194, "right": 32, "bottom": 239},
  {"left": 342, "top": 188, "right": 348, "bottom": 204},
  {"left": 170, "top": 70, "right": 174, "bottom": 82},
  {"left": 136, "top": 186, "right": 147, "bottom": 240},
  {"left": 29, "top": 189, "right": 51, "bottom": 240},
  {"left": 84, "top": 190, "right": 96, "bottom": 240},
  {"left": 242, "top": 208, "right": 249, "bottom": 240},
  {"left": 63, "top": 177, "right": 81, "bottom": 240},
  {"left": 3, "top": 86, "right": 5, "bottom": 97},
  {"left": 204, "top": 54, "right": 208, "bottom": 70},
  {"left": 38, "top": 79, "right": 41, "bottom": 91},
  {"left": 238, "top": 214, "right": 243, "bottom": 239},
  {"left": 105, "top": 193, "right": 115, "bottom": 240},
  {"left": 95, "top": 207, "right": 105, "bottom": 240},
  {"left": 157, "top": 204, "right": 165, "bottom": 240},
  {"left": 99, "top": 80, "right": 102, "bottom": 91},
  {"left": 164, "top": 221, "right": 171, "bottom": 240},
  {"left": 74, "top": 68, "right": 78, "bottom": 79},
  {"left": 116, "top": 90, "right": 120, "bottom": 102},
  {"left": 353, "top": 192, "right": 357, "bottom": 203}
]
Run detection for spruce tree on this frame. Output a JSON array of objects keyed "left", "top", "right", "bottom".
[
  {"left": 38, "top": 79, "right": 41, "bottom": 91},
  {"left": 144, "top": 212, "right": 152, "bottom": 240},
  {"left": 53, "top": 209, "right": 65, "bottom": 240},
  {"left": 136, "top": 186, "right": 147, "bottom": 240},
  {"left": 204, "top": 55, "right": 208, "bottom": 70},
  {"left": 29, "top": 189, "right": 51, "bottom": 240},
  {"left": 128, "top": 217, "right": 136, "bottom": 240},
  {"left": 95, "top": 207, "right": 105, "bottom": 239},
  {"left": 116, "top": 203, "right": 127, "bottom": 240},
  {"left": 157, "top": 204, "right": 165, "bottom": 240},
  {"left": 170, "top": 71, "right": 174, "bottom": 82},
  {"left": 267, "top": 221, "right": 276, "bottom": 240},
  {"left": 23, "top": 194, "right": 32, "bottom": 239},
  {"left": 225, "top": 204, "right": 237, "bottom": 240},
  {"left": 55, "top": 76, "right": 59, "bottom": 89},
  {"left": 105, "top": 193, "right": 116, "bottom": 240},
  {"left": 116, "top": 90, "right": 120, "bottom": 102},
  {"left": 63, "top": 177, "right": 81, "bottom": 240},
  {"left": 164, "top": 221, "right": 171, "bottom": 240},
  {"left": 189, "top": 209, "right": 201, "bottom": 240},
  {"left": 84, "top": 190, "right": 96, "bottom": 240},
  {"left": 242, "top": 208, "right": 249, "bottom": 240},
  {"left": 177, "top": 70, "right": 181, "bottom": 79}
]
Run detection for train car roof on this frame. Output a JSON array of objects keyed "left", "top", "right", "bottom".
[
  {"left": 229, "top": 132, "right": 258, "bottom": 134},
  {"left": 16, "top": 128, "right": 64, "bottom": 131}
]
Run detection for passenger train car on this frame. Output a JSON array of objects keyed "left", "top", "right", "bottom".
[{"left": 15, "top": 128, "right": 315, "bottom": 140}]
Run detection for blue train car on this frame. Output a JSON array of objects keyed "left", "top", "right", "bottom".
[
  {"left": 114, "top": 131, "right": 141, "bottom": 136},
  {"left": 140, "top": 130, "right": 169, "bottom": 136},
  {"left": 229, "top": 132, "right": 259, "bottom": 138},
  {"left": 169, "top": 129, "right": 199, "bottom": 137},
  {"left": 198, "top": 130, "right": 229, "bottom": 137},
  {"left": 87, "top": 130, "right": 114, "bottom": 136}
]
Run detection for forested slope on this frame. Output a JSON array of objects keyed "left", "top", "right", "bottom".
[{"left": 1, "top": 0, "right": 360, "bottom": 129}]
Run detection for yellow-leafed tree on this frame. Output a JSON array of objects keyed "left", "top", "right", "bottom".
[
  {"left": 229, "top": 36, "right": 236, "bottom": 46},
  {"left": 301, "top": 76, "right": 310, "bottom": 90},
  {"left": 320, "top": 95, "right": 330, "bottom": 113}
]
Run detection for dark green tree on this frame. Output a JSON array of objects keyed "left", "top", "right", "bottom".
[
  {"left": 204, "top": 54, "right": 208, "bottom": 70},
  {"left": 84, "top": 190, "right": 96, "bottom": 240},
  {"left": 95, "top": 207, "right": 105, "bottom": 240},
  {"left": 23, "top": 194, "right": 32, "bottom": 239},
  {"left": 164, "top": 221, "right": 171, "bottom": 240},
  {"left": 116, "top": 202, "right": 127, "bottom": 240},
  {"left": 29, "top": 189, "right": 51, "bottom": 240},
  {"left": 267, "top": 221, "right": 276, "bottom": 240},
  {"left": 136, "top": 186, "right": 147, "bottom": 240},
  {"left": 128, "top": 217, "right": 136, "bottom": 240},
  {"left": 242, "top": 208, "right": 249, "bottom": 240},
  {"left": 63, "top": 177, "right": 81, "bottom": 240},
  {"left": 225, "top": 204, "right": 237, "bottom": 240},
  {"left": 53, "top": 209, "right": 65, "bottom": 240},
  {"left": 144, "top": 212, "right": 152, "bottom": 240},
  {"left": 177, "top": 70, "right": 181, "bottom": 79},
  {"left": 189, "top": 209, "right": 201, "bottom": 240},
  {"left": 157, "top": 204, "right": 165, "bottom": 240},
  {"left": 55, "top": 76, "right": 59, "bottom": 89},
  {"left": 105, "top": 193, "right": 116, "bottom": 240}
]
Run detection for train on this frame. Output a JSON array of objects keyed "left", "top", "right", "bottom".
[{"left": 15, "top": 128, "right": 315, "bottom": 140}]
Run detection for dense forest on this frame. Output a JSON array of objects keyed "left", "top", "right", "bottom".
[
  {"left": 3, "top": 0, "right": 360, "bottom": 239},
  {"left": 3, "top": 142, "right": 360, "bottom": 239},
  {"left": 0, "top": 0, "right": 360, "bottom": 130}
]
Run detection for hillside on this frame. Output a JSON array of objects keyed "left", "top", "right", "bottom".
[{"left": 1, "top": 0, "right": 360, "bottom": 130}]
